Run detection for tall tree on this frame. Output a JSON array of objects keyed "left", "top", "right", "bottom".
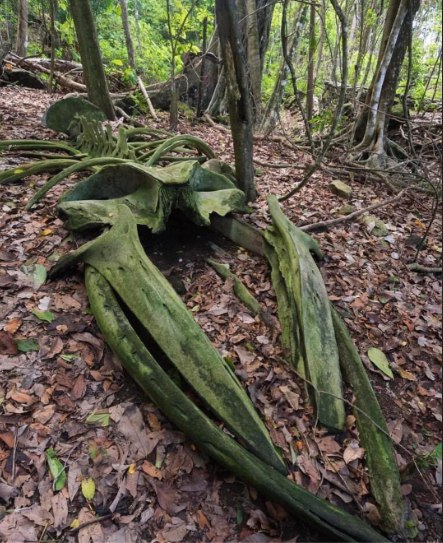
[
  {"left": 15, "top": 0, "right": 28, "bottom": 56},
  {"left": 68, "top": 0, "right": 115, "bottom": 120},
  {"left": 119, "top": 0, "right": 157, "bottom": 119},
  {"left": 244, "top": 0, "right": 262, "bottom": 117},
  {"left": 353, "top": 0, "right": 421, "bottom": 162},
  {"left": 215, "top": 0, "right": 256, "bottom": 202},
  {"left": 260, "top": 4, "right": 308, "bottom": 134},
  {"left": 306, "top": 2, "right": 317, "bottom": 121}
]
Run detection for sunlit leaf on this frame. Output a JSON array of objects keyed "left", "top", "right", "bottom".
[
  {"left": 85, "top": 412, "right": 110, "bottom": 427},
  {"left": 81, "top": 477, "right": 96, "bottom": 501},
  {"left": 367, "top": 348, "right": 394, "bottom": 379},
  {"left": 32, "top": 310, "right": 56, "bottom": 323}
]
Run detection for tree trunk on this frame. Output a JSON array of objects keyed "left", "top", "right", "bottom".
[
  {"left": 260, "top": 5, "right": 308, "bottom": 134},
  {"left": 256, "top": 0, "right": 275, "bottom": 74},
  {"left": 15, "top": 0, "right": 28, "bottom": 57},
  {"left": 68, "top": 0, "right": 115, "bottom": 120},
  {"left": 353, "top": 0, "right": 420, "bottom": 159},
  {"left": 245, "top": 0, "right": 262, "bottom": 118},
  {"left": 119, "top": 0, "right": 136, "bottom": 70},
  {"left": 48, "top": 0, "right": 56, "bottom": 92},
  {"left": 306, "top": 3, "right": 316, "bottom": 121},
  {"left": 215, "top": 0, "right": 256, "bottom": 202}
]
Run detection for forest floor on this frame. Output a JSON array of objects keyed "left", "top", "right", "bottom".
[{"left": 0, "top": 86, "right": 441, "bottom": 543}]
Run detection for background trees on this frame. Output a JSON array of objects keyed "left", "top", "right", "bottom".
[{"left": 1, "top": 0, "right": 441, "bottom": 193}]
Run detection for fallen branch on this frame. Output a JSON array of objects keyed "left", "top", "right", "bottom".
[
  {"left": 8, "top": 52, "right": 87, "bottom": 92},
  {"left": 253, "top": 158, "right": 304, "bottom": 169},
  {"left": 137, "top": 76, "right": 159, "bottom": 121},
  {"left": 407, "top": 263, "right": 442, "bottom": 274},
  {"left": 300, "top": 189, "right": 409, "bottom": 232}
]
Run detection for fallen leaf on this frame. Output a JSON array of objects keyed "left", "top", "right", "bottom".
[
  {"left": 117, "top": 405, "right": 160, "bottom": 460},
  {"left": 81, "top": 477, "right": 96, "bottom": 501},
  {"left": 0, "top": 332, "right": 18, "bottom": 355},
  {"left": 32, "top": 309, "right": 56, "bottom": 323},
  {"left": 367, "top": 348, "right": 394, "bottom": 379},
  {"left": 4, "top": 318, "right": 21, "bottom": 334},
  {"left": 396, "top": 368, "right": 417, "bottom": 381},
  {"left": 16, "top": 338, "right": 39, "bottom": 353},
  {"left": 141, "top": 460, "right": 163, "bottom": 479},
  {"left": 46, "top": 448, "right": 67, "bottom": 491},
  {"left": 343, "top": 445, "right": 365, "bottom": 464},
  {"left": 0, "top": 431, "right": 14, "bottom": 448}
]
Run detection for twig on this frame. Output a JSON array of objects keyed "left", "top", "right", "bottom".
[
  {"left": 69, "top": 514, "right": 113, "bottom": 535},
  {"left": 253, "top": 158, "right": 304, "bottom": 169},
  {"left": 407, "top": 263, "right": 442, "bottom": 274},
  {"left": 300, "top": 188, "right": 409, "bottom": 232}
]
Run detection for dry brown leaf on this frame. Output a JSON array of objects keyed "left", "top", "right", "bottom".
[
  {"left": 0, "top": 331, "right": 18, "bottom": 355},
  {"left": 152, "top": 481, "right": 186, "bottom": 515},
  {"left": 0, "top": 431, "right": 14, "bottom": 448},
  {"left": 70, "top": 374, "right": 86, "bottom": 400},
  {"left": 141, "top": 460, "right": 163, "bottom": 480},
  {"left": 343, "top": 445, "right": 365, "bottom": 464},
  {"left": 195, "top": 510, "right": 210, "bottom": 530},
  {"left": 117, "top": 405, "right": 160, "bottom": 460},
  {"left": 8, "top": 389, "right": 37, "bottom": 405},
  {"left": 317, "top": 435, "right": 342, "bottom": 455},
  {"left": 33, "top": 404, "right": 55, "bottom": 424},
  {"left": 4, "top": 318, "right": 22, "bottom": 334},
  {"left": 160, "top": 519, "right": 188, "bottom": 543},
  {"left": 51, "top": 492, "right": 68, "bottom": 529}
]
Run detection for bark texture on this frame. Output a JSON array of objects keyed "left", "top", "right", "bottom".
[
  {"left": 68, "top": 0, "right": 115, "bottom": 120},
  {"left": 15, "top": 0, "right": 28, "bottom": 57},
  {"left": 215, "top": 0, "right": 256, "bottom": 201}
]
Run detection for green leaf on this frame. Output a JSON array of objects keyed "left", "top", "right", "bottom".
[
  {"left": 46, "top": 448, "right": 67, "bottom": 491},
  {"left": 367, "top": 348, "right": 394, "bottom": 379},
  {"left": 430, "top": 442, "right": 442, "bottom": 460},
  {"left": 16, "top": 339, "right": 39, "bottom": 352},
  {"left": 60, "top": 353, "right": 79, "bottom": 362},
  {"left": 32, "top": 310, "right": 55, "bottom": 323},
  {"left": 111, "top": 59, "right": 124, "bottom": 66},
  {"left": 85, "top": 412, "right": 110, "bottom": 427}
]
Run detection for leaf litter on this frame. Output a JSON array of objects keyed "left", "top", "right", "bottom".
[{"left": 0, "top": 86, "right": 441, "bottom": 542}]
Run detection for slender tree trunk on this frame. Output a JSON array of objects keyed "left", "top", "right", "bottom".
[
  {"left": 119, "top": 0, "right": 136, "bottom": 69},
  {"left": 256, "top": 0, "right": 275, "bottom": 74},
  {"left": 245, "top": 0, "right": 262, "bottom": 118},
  {"left": 354, "top": 0, "right": 420, "bottom": 157},
  {"left": 68, "top": 0, "right": 115, "bottom": 120},
  {"left": 260, "top": 5, "right": 308, "bottom": 134},
  {"left": 196, "top": 17, "right": 208, "bottom": 118},
  {"left": 215, "top": 0, "right": 256, "bottom": 202},
  {"left": 16, "top": 0, "right": 28, "bottom": 57},
  {"left": 48, "top": 0, "right": 57, "bottom": 92},
  {"left": 306, "top": 3, "right": 316, "bottom": 121},
  {"left": 134, "top": 0, "right": 142, "bottom": 52}
]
